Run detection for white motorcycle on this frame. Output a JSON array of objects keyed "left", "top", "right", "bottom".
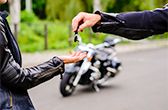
[{"left": 60, "top": 32, "right": 123, "bottom": 97}]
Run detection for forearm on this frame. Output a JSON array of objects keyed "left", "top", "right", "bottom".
[
  {"left": 1, "top": 55, "right": 64, "bottom": 92},
  {"left": 0, "top": 11, "right": 65, "bottom": 92},
  {"left": 117, "top": 9, "right": 168, "bottom": 31},
  {"left": 0, "top": 19, "right": 8, "bottom": 72},
  {"left": 92, "top": 8, "right": 168, "bottom": 40}
]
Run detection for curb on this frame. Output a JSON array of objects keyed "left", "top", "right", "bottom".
[{"left": 115, "top": 39, "right": 168, "bottom": 53}]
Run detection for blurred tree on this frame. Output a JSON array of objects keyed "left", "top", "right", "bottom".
[
  {"left": 102, "top": 0, "right": 168, "bottom": 13},
  {"left": 64, "top": 0, "right": 84, "bottom": 22},
  {"left": 84, "top": 0, "right": 93, "bottom": 13},
  {"left": 46, "top": 0, "right": 67, "bottom": 21},
  {"left": 2, "top": 0, "right": 166, "bottom": 21},
  {"left": 46, "top": 0, "right": 93, "bottom": 22},
  {"left": 93, "top": 0, "right": 102, "bottom": 12},
  {"left": 8, "top": 0, "right": 21, "bottom": 41},
  {"left": 45, "top": 0, "right": 168, "bottom": 21},
  {"left": 21, "top": 0, "right": 25, "bottom": 10},
  {"left": 20, "top": 0, "right": 47, "bottom": 19},
  {"left": 32, "top": 0, "right": 47, "bottom": 19},
  {"left": 26, "top": 0, "right": 32, "bottom": 11}
]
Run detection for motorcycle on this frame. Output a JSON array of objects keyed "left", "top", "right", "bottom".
[{"left": 60, "top": 31, "right": 123, "bottom": 97}]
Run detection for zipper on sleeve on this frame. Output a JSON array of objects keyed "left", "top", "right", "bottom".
[
  {"left": 59, "top": 67, "right": 63, "bottom": 72},
  {"left": 38, "top": 68, "right": 59, "bottom": 78},
  {"left": 8, "top": 91, "right": 13, "bottom": 107},
  {"left": 38, "top": 65, "right": 64, "bottom": 78},
  {"left": 59, "top": 67, "right": 63, "bottom": 79}
]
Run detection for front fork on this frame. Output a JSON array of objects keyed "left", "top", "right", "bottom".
[
  {"left": 72, "top": 48, "right": 102, "bottom": 92},
  {"left": 72, "top": 62, "right": 102, "bottom": 92},
  {"left": 72, "top": 58, "right": 91, "bottom": 86}
]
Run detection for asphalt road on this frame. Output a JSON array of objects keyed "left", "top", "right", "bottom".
[{"left": 28, "top": 47, "right": 168, "bottom": 110}]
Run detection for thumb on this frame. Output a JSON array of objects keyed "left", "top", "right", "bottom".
[{"left": 78, "top": 21, "right": 90, "bottom": 32}]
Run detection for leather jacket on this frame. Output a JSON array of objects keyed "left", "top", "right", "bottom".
[
  {"left": 0, "top": 11, "right": 64, "bottom": 110},
  {"left": 92, "top": 4, "right": 168, "bottom": 40}
]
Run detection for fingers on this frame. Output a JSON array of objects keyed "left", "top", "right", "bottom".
[
  {"left": 78, "top": 51, "right": 87, "bottom": 60},
  {"left": 75, "top": 52, "right": 87, "bottom": 62},
  {"left": 72, "top": 12, "right": 85, "bottom": 32},
  {"left": 71, "top": 51, "right": 81, "bottom": 57},
  {"left": 71, "top": 51, "right": 78, "bottom": 57},
  {"left": 80, "top": 52, "right": 87, "bottom": 59},
  {"left": 75, "top": 51, "right": 82, "bottom": 56},
  {"left": 60, "top": 51, "right": 87, "bottom": 64},
  {"left": 78, "top": 21, "right": 90, "bottom": 32},
  {"left": 72, "top": 51, "right": 87, "bottom": 60},
  {"left": 72, "top": 12, "right": 101, "bottom": 33},
  {"left": 72, "top": 17, "right": 78, "bottom": 32}
]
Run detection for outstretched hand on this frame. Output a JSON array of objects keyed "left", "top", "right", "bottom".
[
  {"left": 72, "top": 12, "right": 101, "bottom": 32},
  {"left": 59, "top": 51, "right": 87, "bottom": 64}
]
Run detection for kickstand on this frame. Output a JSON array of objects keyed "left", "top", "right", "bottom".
[{"left": 93, "top": 84, "right": 100, "bottom": 92}]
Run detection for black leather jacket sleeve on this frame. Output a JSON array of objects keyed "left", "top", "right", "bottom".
[
  {"left": 92, "top": 5, "right": 168, "bottom": 40},
  {"left": 0, "top": 17, "right": 65, "bottom": 92},
  {"left": 2, "top": 55, "right": 64, "bottom": 92}
]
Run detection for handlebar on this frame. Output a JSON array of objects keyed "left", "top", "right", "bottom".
[
  {"left": 73, "top": 27, "right": 121, "bottom": 49},
  {"left": 94, "top": 42, "right": 110, "bottom": 49}
]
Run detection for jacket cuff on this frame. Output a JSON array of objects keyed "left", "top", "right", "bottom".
[
  {"left": 92, "top": 11, "right": 103, "bottom": 32},
  {"left": 52, "top": 56, "right": 64, "bottom": 66},
  {"left": 92, "top": 10, "right": 120, "bottom": 33},
  {"left": 52, "top": 56, "right": 65, "bottom": 79}
]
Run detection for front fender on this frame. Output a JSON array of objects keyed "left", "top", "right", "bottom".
[{"left": 65, "top": 63, "right": 79, "bottom": 74}]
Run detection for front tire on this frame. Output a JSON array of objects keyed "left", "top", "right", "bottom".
[{"left": 60, "top": 73, "right": 76, "bottom": 97}]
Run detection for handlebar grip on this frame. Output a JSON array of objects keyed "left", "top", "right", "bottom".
[{"left": 74, "top": 35, "right": 78, "bottom": 42}]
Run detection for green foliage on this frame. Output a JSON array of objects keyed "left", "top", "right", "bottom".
[
  {"left": 32, "top": 0, "right": 47, "bottom": 19},
  {"left": 19, "top": 23, "right": 44, "bottom": 52},
  {"left": 147, "top": 32, "right": 168, "bottom": 40},
  {"left": 18, "top": 0, "right": 168, "bottom": 52},
  {"left": 46, "top": 0, "right": 92, "bottom": 22},
  {"left": 45, "top": 0, "right": 168, "bottom": 21},
  {"left": 64, "top": 0, "right": 84, "bottom": 22},
  {"left": 106, "top": 0, "right": 168, "bottom": 12},
  {"left": 84, "top": 0, "right": 93, "bottom": 12},
  {"left": 19, "top": 18, "right": 107, "bottom": 52},
  {"left": 21, "top": 0, "right": 47, "bottom": 19},
  {"left": 18, "top": 19, "right": 168, "bottom": 52},
  {"left": 46, "top": 0, "right": 68, "bottom": 21},
  {"left": 21, "top": 10, "right": 38, "bottom": 22},
  {"left": 47, "top": 20, "right": 69, "bottom": 49}
]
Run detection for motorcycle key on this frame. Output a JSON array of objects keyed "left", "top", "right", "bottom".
[{"left": 74, "top": 26, "right": 79, "bottom": 42}]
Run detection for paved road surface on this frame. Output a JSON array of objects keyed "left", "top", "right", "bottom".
[{"left": 28, "top": 47, "right": 168, "bottom": 110}]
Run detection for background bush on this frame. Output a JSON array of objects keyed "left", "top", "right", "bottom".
[
  {"left": 1, "top": 0, "right": 167, "bottom": 53},
  {"left": 18, "top": 10, "right": 168, "bottom": 52},
  {"left": 19, "top": 12, "right": 108, "bottom": 52},
  {"left": 19, "top": 18, "right": 167, "bottom": 53}
]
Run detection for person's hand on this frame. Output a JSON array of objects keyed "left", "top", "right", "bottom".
[
  {"left": 59, "top": 51, "right": 87, "bottom": 64},
  {"left": 72, "top": 12, "right": 101, "bottom": 32},
  {"left": 0, "top": 0, "right": 7, "bottom": 3}
]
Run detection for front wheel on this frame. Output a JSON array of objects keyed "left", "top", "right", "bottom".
[{"left": 60, "top": 73, "right": 76, "bottom": 97}]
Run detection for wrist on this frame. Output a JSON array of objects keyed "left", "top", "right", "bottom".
[
  {"left": 94, "top": 11, "right": 101, "bottom": 25},
  {"left": 95, "top": 14, "right": 101, "bottom": 25}
]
